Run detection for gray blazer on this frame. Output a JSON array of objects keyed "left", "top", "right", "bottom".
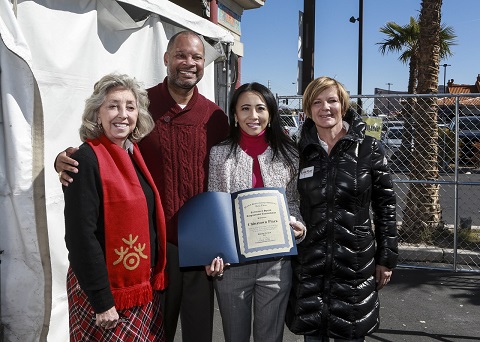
[{"left": 208, "top": 144, "right": 303, "bottom": 225}]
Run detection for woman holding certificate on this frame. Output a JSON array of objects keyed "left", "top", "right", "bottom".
[
  {"left": 205, "top": 82, "right": 306, "bottom": 342},
  {"left": 285, "top": 76, "right": 398, "bottom": 342}
]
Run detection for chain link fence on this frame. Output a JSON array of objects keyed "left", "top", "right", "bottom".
[{"left": 278, "top": 93, "right": 480, "bottom": 272}]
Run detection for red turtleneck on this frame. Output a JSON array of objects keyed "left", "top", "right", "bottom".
[{"left": 239, "top": 129, "right": 269, "bottom": 188}]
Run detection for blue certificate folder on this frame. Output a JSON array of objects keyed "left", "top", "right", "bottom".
[{"left": 178, "top": 187, "right": 297, "bottom": 267}]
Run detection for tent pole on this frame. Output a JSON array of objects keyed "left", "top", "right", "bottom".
[
  {"left": 12, "top": 0, "right": 18, "bottom": 16},
  {"left": 225, "top": 42, "right": 231, "bottom": 118}
]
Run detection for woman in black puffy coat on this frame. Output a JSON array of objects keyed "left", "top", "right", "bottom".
[{"left": 286, "top": 76, "right": 398, "bottom": 342}]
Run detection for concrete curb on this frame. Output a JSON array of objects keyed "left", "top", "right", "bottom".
[{"left": 399, "top": 244, "right": 480, "bottom": 268}]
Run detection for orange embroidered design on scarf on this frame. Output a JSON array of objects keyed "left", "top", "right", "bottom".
[{"left": 113, "top": 234, "right": 149, "bottom": 270}]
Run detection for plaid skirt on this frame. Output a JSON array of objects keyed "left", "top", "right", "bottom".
[{"left": 67, "top": 267, "right": 165, "bottom": 342}]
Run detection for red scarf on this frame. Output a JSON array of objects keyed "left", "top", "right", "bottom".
[{"left": 88, "top": 135, "right": 167, "bottom": 310}]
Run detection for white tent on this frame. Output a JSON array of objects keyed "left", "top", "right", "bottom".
[{"left": 0, "top": 0, "right": 233, "bottom": 340}]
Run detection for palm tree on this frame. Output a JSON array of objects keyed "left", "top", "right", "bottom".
[
  {"left": 377, "top": 16, "right": 456, "bottom": 95},
  {"left": 378, "top": 17, "right": 420, "bottom": 95},
  {"left": 402, "top": 0, "right": 443, "bottom": 243},
  {"left": 377, "top": 15, "right": 456, "bottom": 173}
]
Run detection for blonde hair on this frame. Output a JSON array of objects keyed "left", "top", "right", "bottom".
[
  {"left": 79, "top": 73, "right": 153, "bottom": 143},
  {"left": 302, "top": 76, "right": 350, "bottom": 118}
]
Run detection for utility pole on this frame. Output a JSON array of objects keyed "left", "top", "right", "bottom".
[
  {"left": 301, "top": 0, "right": 315, "bottom": 94},
  {"left": 357, "top": 0, "right": 363, "bottom": 97},
  {"left": 386, "top": 82, "right": 393, "bottom": 113},
  {"left": 442, "top": 63, "right": 451, "bottom": 93},
  {"left": 350, "top": 0, "right": 363, "bottom": 110}
]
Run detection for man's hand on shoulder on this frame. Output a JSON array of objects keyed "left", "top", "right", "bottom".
[{"left": 55, "top": 147, "right": 79, "bottom": 187}]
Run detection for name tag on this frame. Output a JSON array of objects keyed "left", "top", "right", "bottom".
[{"left": 299, "top": 166, "right": 314, "bottom": 179}]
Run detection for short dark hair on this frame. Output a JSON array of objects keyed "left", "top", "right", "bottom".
[{"left": 166, "top": 30, "right": 205, "bottom": 54}]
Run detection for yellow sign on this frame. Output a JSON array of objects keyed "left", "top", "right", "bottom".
[{"left": 362, "top": 117, "right": 383, "bottom": 140}]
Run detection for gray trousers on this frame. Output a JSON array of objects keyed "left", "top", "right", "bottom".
[{"left": 214, "top": 257, "right": 292, "bottom": 342}]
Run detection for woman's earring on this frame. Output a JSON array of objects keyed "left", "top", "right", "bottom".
[
  {"left": 268, "top": 122, "right": 271, "bottom": 128},
  {"left": 235, "top": 121, "right": 238, "bottom": 127}
]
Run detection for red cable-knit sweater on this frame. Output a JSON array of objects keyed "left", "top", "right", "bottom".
[{"left": 139, "top": 77, "right": 229, "bottom": 245}]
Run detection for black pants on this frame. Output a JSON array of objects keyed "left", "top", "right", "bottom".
[{"left": 161, "top": 243, "right": 214, "bottom": 342}]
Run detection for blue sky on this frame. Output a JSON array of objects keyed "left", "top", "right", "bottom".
[{"left": 240, "top": 0, "right": 480, "bottom": 96}]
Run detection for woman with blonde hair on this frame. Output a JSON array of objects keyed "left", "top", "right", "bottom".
[{"left": 286, "top": 76, "right": 398, "bottom": 342}]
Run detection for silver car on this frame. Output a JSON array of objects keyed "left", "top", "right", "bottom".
[{"left": 280, "top": 115, "right": 300, "bottom": 141}]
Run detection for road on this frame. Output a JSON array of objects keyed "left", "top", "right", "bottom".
[{"left": 392, "top": 172, "right": 480, "bottom": 228}]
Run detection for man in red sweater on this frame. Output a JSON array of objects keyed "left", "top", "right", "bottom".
[{"left": 56, "top": 31, "right": 229, "bottom": 342}]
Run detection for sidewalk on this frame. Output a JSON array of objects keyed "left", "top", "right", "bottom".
[
  {"left": 175, "top": 267, "right": 480, "bottom": 341},
  {"left": 282, "top": 267, "right": 480, "bottom": 341},
  {"left": 362, "top": 267, "right": 480, "bottom": 342}
]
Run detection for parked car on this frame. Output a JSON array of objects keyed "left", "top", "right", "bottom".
[
  {"left": 280, "top": 114, "right": 300, "bottom": 141},
  {"left": 381, "top": 126, "right": 405, "bottom": 160},
  {"left": 382, "top": 126, "right": 403, "bottom": 150},
  {"left": 381, "top": 119, "right": 404, "bottom": 133},
  {"left": 448, "top": 116, "right": 480, "bottom": 164}
]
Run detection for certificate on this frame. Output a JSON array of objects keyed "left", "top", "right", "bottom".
[{"left": 177, "top": 187, "right": 297, "bottom": 267}]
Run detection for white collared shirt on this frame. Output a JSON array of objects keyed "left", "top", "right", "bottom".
[
  {"left": 317, "top": 121, "right": 350, "bottom": 153},
  {"left": 124, "top": 139, "right": 134, "bottom": 154}
]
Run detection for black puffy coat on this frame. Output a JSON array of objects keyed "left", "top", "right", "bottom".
[{"left": 286, "top": 110, "right": 398, "bottom": 339}]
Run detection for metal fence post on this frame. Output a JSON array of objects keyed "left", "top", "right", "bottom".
[{"left": 0, "top": 249, "right": 3, "bottom": 341}]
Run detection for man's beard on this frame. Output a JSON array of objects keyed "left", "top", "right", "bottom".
[{"left": 170, "top": 72, "right": 200, "bottom": 90}]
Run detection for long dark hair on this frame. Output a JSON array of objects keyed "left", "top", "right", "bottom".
[{"left": 225, "top": 82, "right": 298, "bottom": 179}]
